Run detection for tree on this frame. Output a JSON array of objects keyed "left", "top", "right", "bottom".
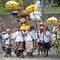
[
  {"left": 48, "top": 0, "right": 60, "bottom": 6},
  {"left": 18, "top": 0, "right": 24, "bottom": 10},
  {"left": 56, "top": 0, "right": 60, "bottom": 6},
  {"left": 0, "top": 0, "right": 10, "bottom": 7}
]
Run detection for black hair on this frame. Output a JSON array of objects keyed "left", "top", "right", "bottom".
[
  {"left": 40, "top": 29, "right": 43, "bottom": 33},
  {"left": 46, "top": 26, "right": 50, "bottom": 31}
]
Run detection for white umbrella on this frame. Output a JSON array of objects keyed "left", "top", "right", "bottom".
[
  {"left": 34, "top": 1, "right": 42, "bottom": 11},
  {"left": 47, "top": 16, "right": 58, "bottom": 23},
  {"left": 12, "top": 10, "right": 19, "bottom": 13},
  {"left": 30, "top": 11, "right": 42, "bottom": 20}
]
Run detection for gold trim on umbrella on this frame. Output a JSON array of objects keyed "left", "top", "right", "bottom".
[
  {"left": 5, "top": 1, "right": 20, "bottom": 10},
  {"left": 25, "top": 4, "right": 35, "bottom": 13},
  {"left": 47, "top": 16, "right": 58, "bottom": 24}
]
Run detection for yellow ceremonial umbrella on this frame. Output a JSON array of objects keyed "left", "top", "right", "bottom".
[
  {"left": 25, "top": 4, "right": 35, "bottom": 13},
  {"left": 47, "top": 16, "right": 58, "bottom": 24},
  {"left": 5, "top": 1, "right": 20, "bottom": 10}
]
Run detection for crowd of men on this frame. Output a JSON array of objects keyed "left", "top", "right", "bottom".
[{"left": 0, "top": 26, "right": 56, "bottom": 57}]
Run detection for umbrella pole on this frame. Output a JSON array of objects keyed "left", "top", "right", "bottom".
[
  {"left": 35, "top": 20, "right": 39, "bottom": 38},
  {"left": 33, "top": 12, "right": 39, "bottom": 39},
  {"left": 41, "top": 0, "right": 44, "bottom": 42}
]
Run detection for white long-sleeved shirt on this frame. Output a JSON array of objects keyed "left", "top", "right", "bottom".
[
  {"left": 39, "top": 31, "right": 51, "bottom": 43},
  {"left": 3, "top": 33, "right": 9, "bottom": 44},
  {"left": 30, "top": 30, "right": 37, "bottom": 40},
  {"left": 44, "top": 31, "right": 51, "bottom": 42},
  {"left": 22, "top": 31, "right": 33, "bottom": 42},
  {"left": 15, "top": 31, "right": 24, "bottom": 42}
]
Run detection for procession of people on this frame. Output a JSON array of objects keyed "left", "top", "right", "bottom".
[{"left": 0, "top": 24, "right": 55, "bottom": 58}]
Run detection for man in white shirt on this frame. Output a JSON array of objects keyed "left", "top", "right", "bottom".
[
  {"left": 43, "top": 27, "right": 51, "bottom": 56},
  {"left": 29, "top": 26, "right": 37, "bottom": 50},
  {"left": 22, "top": 29, "right": 33, "bottom": 57},
  {"left": 14, "top": 27, "right": 24, "bottom": 57},
  {"left": 38, "top": 29, "right": 44, "bottom": 55},
  {"left": 2, "top": 29, "right": 12, "bottom": 57}
]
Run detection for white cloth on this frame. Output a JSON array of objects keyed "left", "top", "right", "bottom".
[
  {"left": 6, "top": 29, "right": 10, "bottom": 32},
  {"left": 15, "top": 31, "right": 23, "bottom": 42},
  {"left": 3, "top": 33, "right": 10, "bottom": 44},
  {"left": 51, "top": 33, "right": 56, "bottom": 41},
  {"left": 22, "top": 31, "right": 33, "bottom": 41},
  {"left": 30, "top": 11, "right": 41, "bottom": 20},
  {"left": 35, "top": 1, "right": 42, "bottom": 11},
  {"left": 3, "top": 33, "right": 9, "bottom": 39},
  {"left": 39, "top": 31, "right": 51, "bottom": 43},
  {"left": 39, "top": 32, "right": 44, "bottom": 43},
  {"left": 44, "top": 31, "right": 51, "bottom": 42},
  {"left": 30, "top": 30, "right": 37, "bottom": 40},
  {"left": 11, "top": 32, "right": 16, "bottom": 39}
]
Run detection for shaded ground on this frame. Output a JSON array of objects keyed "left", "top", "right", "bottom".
[{"left": 0, "top": 48, "right": 60, "bottom": 60}]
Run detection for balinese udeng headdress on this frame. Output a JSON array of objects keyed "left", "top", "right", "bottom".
[
  {"left": 20, "top": 18, "right": 26, "bottom": 23},
  {"left": 20, "top": 18, "right": 29, "bottom": 30}
]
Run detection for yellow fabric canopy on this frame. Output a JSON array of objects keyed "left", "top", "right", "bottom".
[
  {"left": 5, "top": 1, "right": 20, "bottom": 10},
  {"left": 25, "top": 4, "right": 35, "bottom": 13},
  {"left": 47, "top": 16, "right": 58, "bottom": 24}
]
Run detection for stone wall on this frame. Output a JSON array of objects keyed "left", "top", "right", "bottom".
[
  {"left": 0, "top": 13, "right": 20, "bottom": 29},
  {"left": 0, "top": 13, "right": 60, "bottom": 29}
]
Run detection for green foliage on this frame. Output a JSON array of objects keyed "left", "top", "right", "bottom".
[
  {"left": 0, "top": 7, "right": 11, "bottom": 13},
  {"left": 56, "top": 46, "right": 60, "bottom": 54},
  {"left": 56, "top": 0, "right": 60, "bottom": 6},
  {"left": 18, "top": 0, "right": 23, "bottom": 6},
  {"left": 0, "top": 0, "right": 10, "bottom": 7},
  {"left": 0, "top": 0, "right": 60, "bottom": 13},
  {"left": 0, "top": 0, "right": 2, "bottom": 3},
  {"left": 45, "top": 7, "right": 60, "bottom": 14},
  {"left": 17, "top": 0, "right": 24, "bottom": 10}
]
